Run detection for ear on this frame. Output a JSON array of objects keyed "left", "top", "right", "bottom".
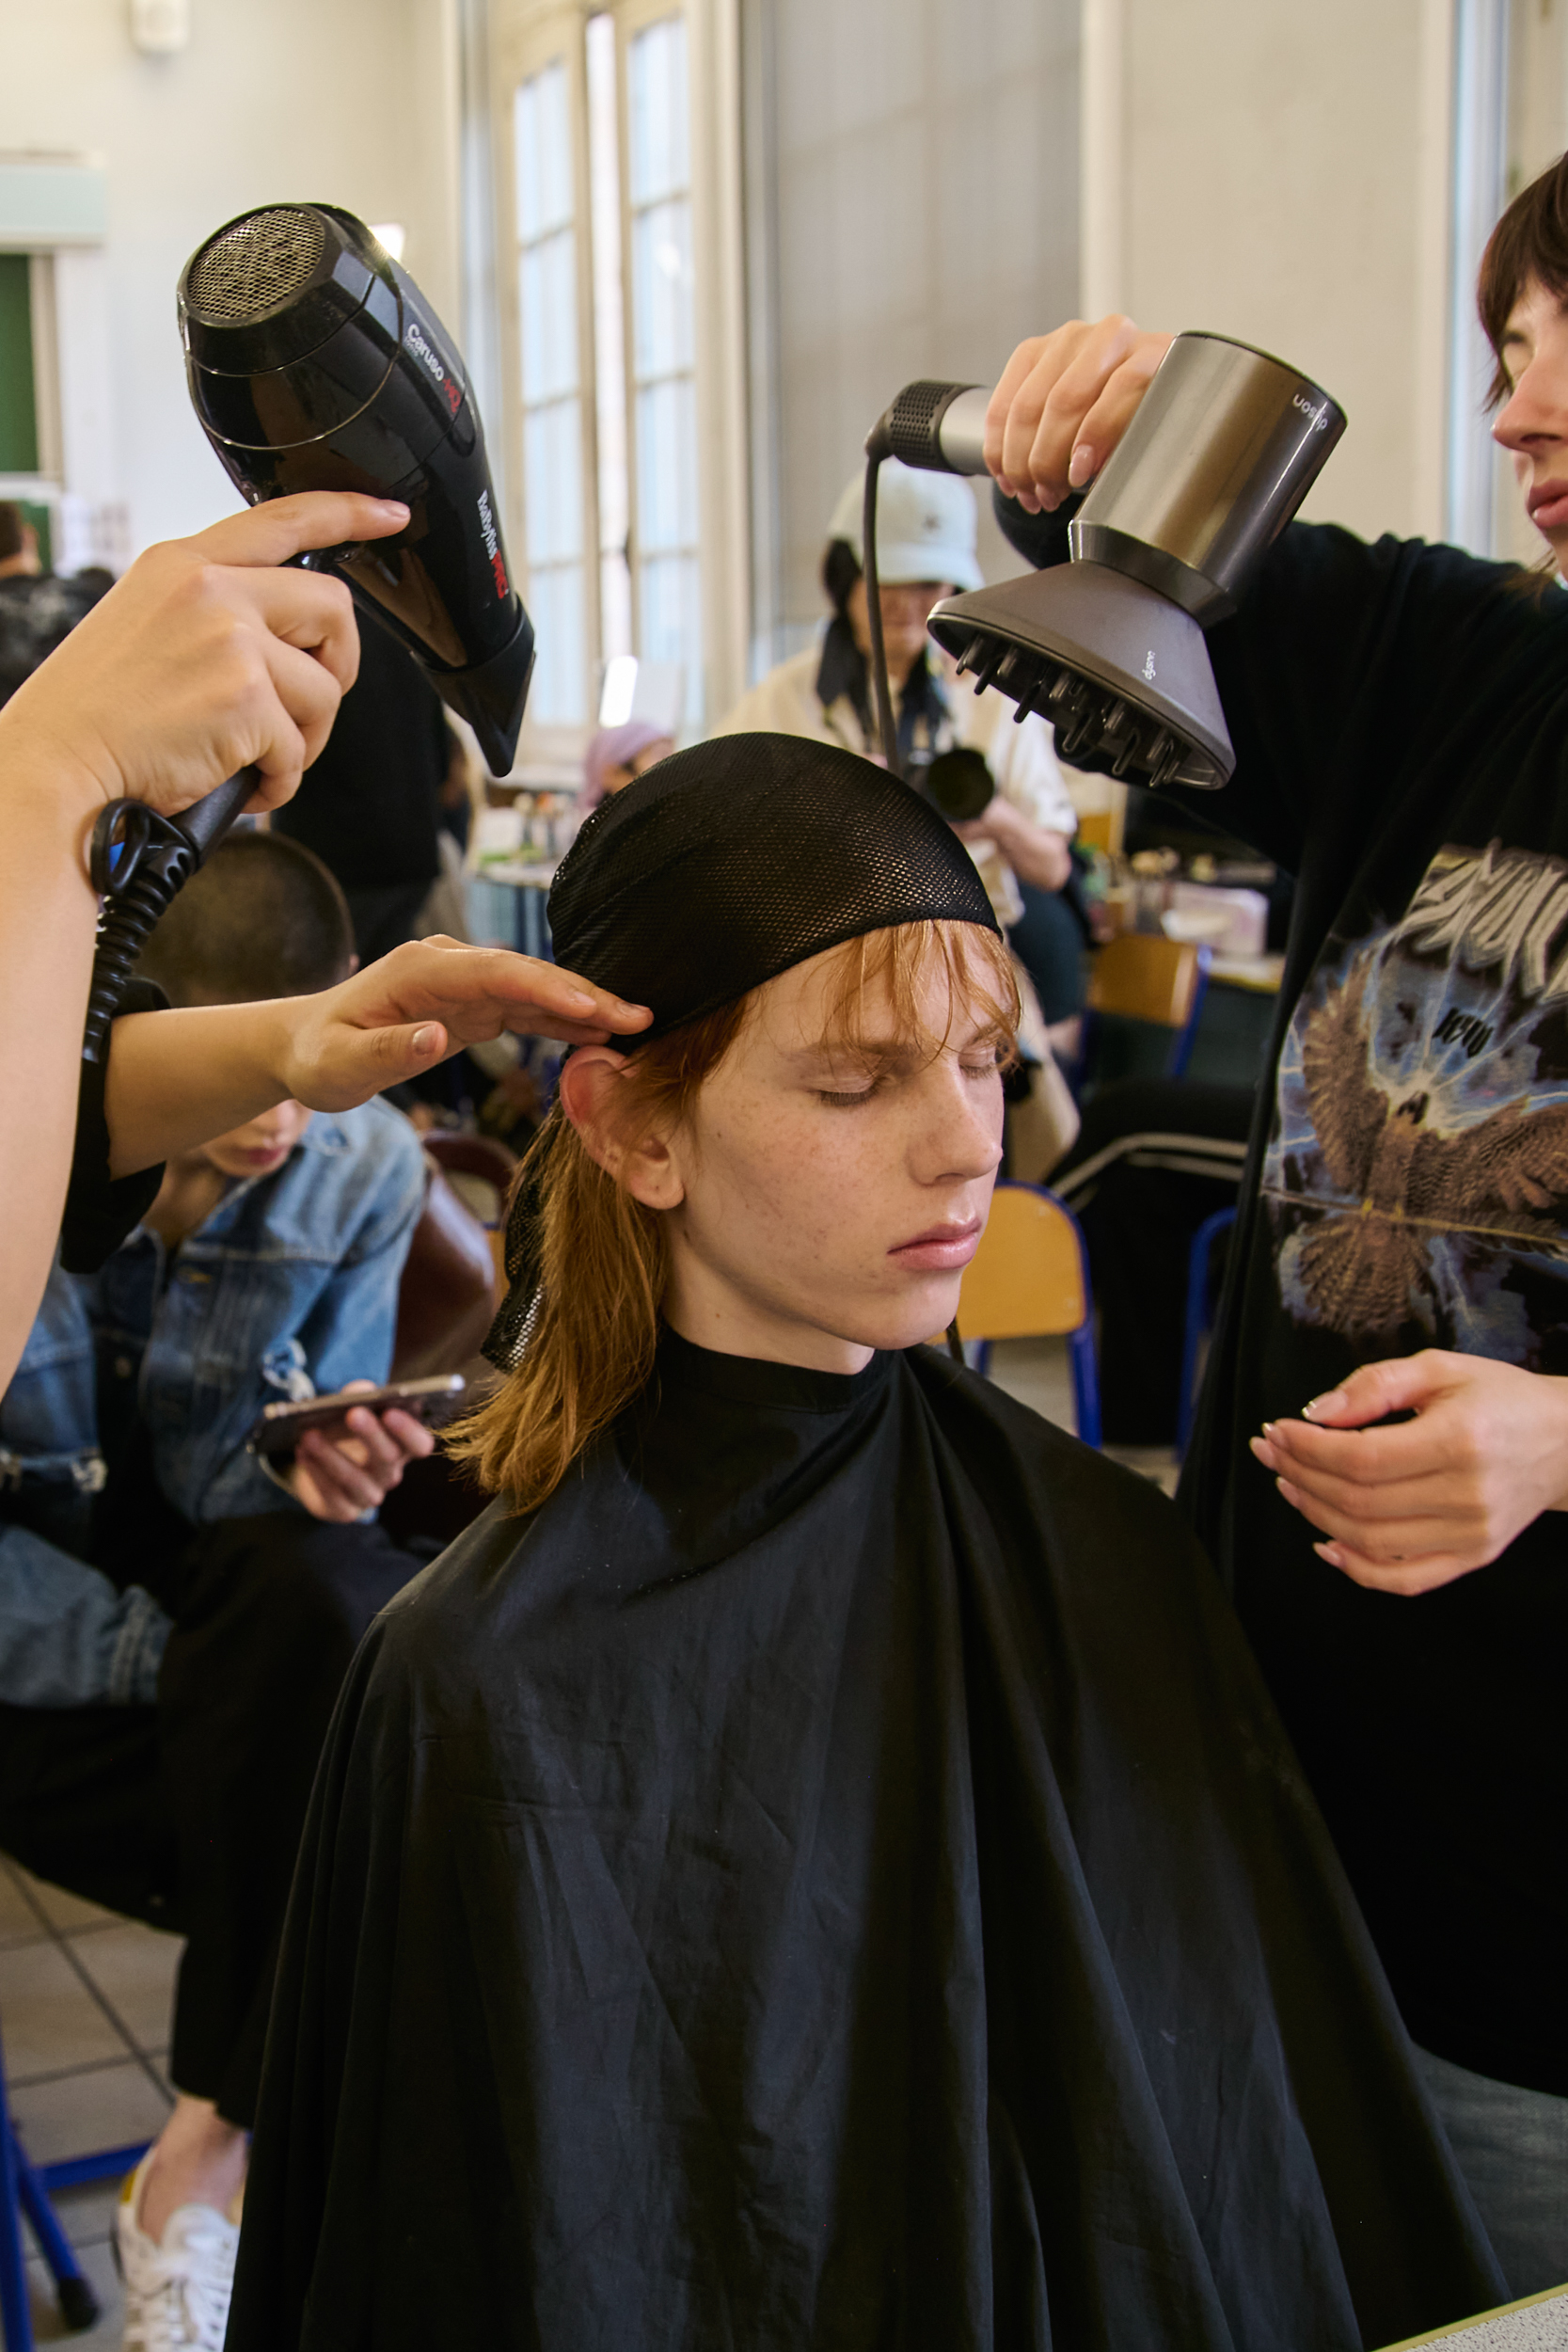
[{"left": 558, "top": 1048, "right": 687, "bottom": 1211}]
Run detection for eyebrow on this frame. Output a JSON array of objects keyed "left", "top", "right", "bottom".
[{"left": 781, "top": 1025, "right": 1002, "bottom": 1070}]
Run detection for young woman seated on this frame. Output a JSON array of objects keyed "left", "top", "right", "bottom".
[{"left": 226, "top": 735, "right": 1504, "bottom": 2352}]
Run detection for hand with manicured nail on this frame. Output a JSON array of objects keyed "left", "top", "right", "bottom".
[
  {"left": 983, "top": 317, "right": 1173, "bottom": 516},
  {"left": 1249, "top": 1347, "right": 1568, "bottom": 1595}
]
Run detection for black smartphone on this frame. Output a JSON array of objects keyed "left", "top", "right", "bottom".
[{"left": 245, "top": 1374, "right": 467, "bottom": 1462}]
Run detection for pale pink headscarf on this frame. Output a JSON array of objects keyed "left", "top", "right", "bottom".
[{"left": 582, "top": 721, "right": 675, "bottom": 810}]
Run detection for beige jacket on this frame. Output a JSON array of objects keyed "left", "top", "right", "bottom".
[{"left": 712, "top": 644, "right": 1077, "bottom": 928}]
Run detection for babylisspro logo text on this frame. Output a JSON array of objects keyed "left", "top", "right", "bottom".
[
  {"left": 478, "top": 490, "right": 509, "bottom": 599},
  {"left": 1291, "top": 392, "right": 1331, "bottom": 431}
]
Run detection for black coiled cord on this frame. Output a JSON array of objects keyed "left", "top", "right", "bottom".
[{"left": 81, "top": 771, "right": 256, "bottom": 1063}]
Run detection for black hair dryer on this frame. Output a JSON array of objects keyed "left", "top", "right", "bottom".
[{"left": 83, "top": 202, "right": 534, "bottom": 1060}]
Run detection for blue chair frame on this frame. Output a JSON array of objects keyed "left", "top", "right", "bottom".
[
  {"left": 969, "top": 1183, "right": 1102, "bottom": 1450},
  {"left": 1166, "top": 946, "right": 1212, "bottom": 1081},
  {"left": 0, "top": 2019, "right": 150, "bottom": 2344},
  {"left": 1176, "top": 1204, "right": 1238, "bottom": 1457}
]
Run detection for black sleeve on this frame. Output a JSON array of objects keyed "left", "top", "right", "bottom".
[
  {"left": 59, "top": 978, "right": 169, "bottom": 1274},
  {"left": 992, "top": 484, "right": 1531, "bottom": 875}
]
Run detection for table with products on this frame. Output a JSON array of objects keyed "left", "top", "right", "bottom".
[{"left": 469, "top": 780, "right": 581, "bottom": 961}]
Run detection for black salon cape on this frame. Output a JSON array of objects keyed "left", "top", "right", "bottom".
[{"left": 226, "top": 1335, "right": 1503, "bottom": 2352}]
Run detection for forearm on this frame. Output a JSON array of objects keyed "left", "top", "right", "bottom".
[
  {"left": 103, "top": 998, "right": 296, "bottom": 1177},
  {"left": 0, "top": 755, "right": 103, "bottom": 1388},
  {"left": 1005, "top": 825, "right": 1073, "bottom": 892}
]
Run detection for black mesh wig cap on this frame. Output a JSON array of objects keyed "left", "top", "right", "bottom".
[{"left": 483, "top": 731, "right": 999, "bottom": 1368}]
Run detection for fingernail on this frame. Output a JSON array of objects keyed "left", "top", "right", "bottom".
[
  {"left": 1068, "top": 444, "right": 1094, "bottom": 488},
  {"left": 411, "top": 1025, "right": 440, "bottom": 1054},
  {"left": 1260, "top": 1421, "right": 1277, "bottom": 1438},
  {"left": 1313, "top": 1542, "right": 1345, "bottom": 1568},
  {"left": 1302, "top": 1390, "right": 1347, "bottom": 1421},
  {"left": 375, "top": 499, "right": 410, "bottom": 516}
]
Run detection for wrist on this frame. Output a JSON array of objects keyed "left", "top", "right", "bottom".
[
  {"left": 246, "top": 994, "right": 308, "bottom": 1104},
  {"left": 0, "top": 734, "right": 108, "bottom": 858},
  {"left": 0, "top": 693, "right": 122, "bottom": 829}
]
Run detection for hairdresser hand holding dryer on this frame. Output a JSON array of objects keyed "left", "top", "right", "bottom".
[
  {"left": 990, "top": 164, "right": 1568, "bottom": 2296},
  {"left": 0, "top": 489, "right": 650, "bottom": 1395}
]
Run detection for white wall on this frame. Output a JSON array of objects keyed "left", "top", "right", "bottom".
[
  {"left": 746, "top": 0, "right": 1081, "bottom": 666},
  {"left": 0, "top": 0, "right": 462, "bottom": 554},
  {"left": 1084, "top": 0, "right": 1453, "bottom": 547}
]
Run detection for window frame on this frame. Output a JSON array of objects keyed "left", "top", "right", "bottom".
[
  {"left": 492, "top": 6, "right": 603, "bottom": 758},
  {"left": 488, "top": 0, "right": 748, "bottom": 757}
]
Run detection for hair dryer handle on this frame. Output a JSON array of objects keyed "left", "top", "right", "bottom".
[
  {"left": 177, "top": 767, "right": 259, "bottom": 857},
  {"left": 866, "top": 382, "right": 990, "bottom": 476}
]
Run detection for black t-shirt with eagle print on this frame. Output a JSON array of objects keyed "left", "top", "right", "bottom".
[{"left": 998, "top": 492, "right": 1568, "bottom": 2096}]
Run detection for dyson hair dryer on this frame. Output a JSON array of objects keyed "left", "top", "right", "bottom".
[
  {"left": 83, "top": 202, "right": 534, "bottom": 1059},
  {"left": 861, "top": 332, "right": 1344, "bottom": 793}
]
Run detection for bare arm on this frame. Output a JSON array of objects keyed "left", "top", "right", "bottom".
[
  {"left": 0, "top": 489, "right": 409, "bottom": 1391},
  {"left": 103, "top": 938, "right": 653, "bottom": 1177},
  {"left": 0, "top": 759, "right": 103, "bottom": 1401},
  {"left": 953, "top": 797, "right": 1073, "bottom": 892}
]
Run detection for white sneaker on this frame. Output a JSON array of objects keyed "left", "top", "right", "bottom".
[{"left": 116, "top": 2153, "right": 238, "bottom": 2352}]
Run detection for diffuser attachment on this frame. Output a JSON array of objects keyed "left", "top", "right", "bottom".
[{"left": 873, "top": 334, "right": 1345, "bottom": 789}]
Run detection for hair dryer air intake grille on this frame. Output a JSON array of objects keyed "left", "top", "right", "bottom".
[{"left": 184, "top": 208, "right": 326, "bottom": 325}]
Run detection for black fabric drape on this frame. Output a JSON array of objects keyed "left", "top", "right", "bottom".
[{"left": 229, "top": 1336, "right": 1504, "bottom": 2351}]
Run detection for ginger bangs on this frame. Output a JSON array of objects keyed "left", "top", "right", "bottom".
[{"left": 813, "top": 919, "right": 1021, "bottom": 1071}]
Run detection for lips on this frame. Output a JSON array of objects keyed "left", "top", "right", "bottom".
[
  {"left": 1528, "top": 481, "right": 1568, "bottom": 532},
  {"left": 888, "top": 1219, "right": 982, "bottom": 1273}
]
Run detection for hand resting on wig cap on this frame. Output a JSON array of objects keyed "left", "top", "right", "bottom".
[
  {"left": 227, "top": 736, "right": 1504, "bottom": 2352},
  {"left": 103, "top": 935, "right": 652, "bottom": 1183}
]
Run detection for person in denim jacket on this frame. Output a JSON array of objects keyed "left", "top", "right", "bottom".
[{"left": 0, "top": 832, "right": 434, "bottom": 2348}]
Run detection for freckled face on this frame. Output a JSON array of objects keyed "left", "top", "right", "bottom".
[{"left": 657, "top": 943, "right": 1006, "bottom": 1370}]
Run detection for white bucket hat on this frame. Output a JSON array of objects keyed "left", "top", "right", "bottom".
[{"left": 827, "top": 457, "right": 983, "bottom": 592}]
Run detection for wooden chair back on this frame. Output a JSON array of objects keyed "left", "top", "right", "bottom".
[
  {"left": 959, "top": 1183, "right": 1089, "bottom": 1340},
  {"left": 1087, "top": 932, "right": 1204, "bottom": 1028}
]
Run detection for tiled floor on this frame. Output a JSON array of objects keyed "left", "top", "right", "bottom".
[
  {"left": 986, "top": 1334, "right": 1181, "bottom": 1496},
  {"left": 1, "top": 1855, "right": 179, "bottom": 2346},
  {"left": 0, "top": 1337, "right": 1174, "bottom": 2349}
]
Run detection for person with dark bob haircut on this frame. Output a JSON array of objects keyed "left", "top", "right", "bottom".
[{"left": 982, "top": 151, "right": 1568, "bottom": 2298}]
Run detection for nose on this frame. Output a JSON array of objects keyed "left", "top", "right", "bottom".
[
  {"left": 909, "top": 1056, "right": 1005, "bottom": 1187},
  {"left": 1493, "top": 358, "right": 1560, "bottom": 454}
]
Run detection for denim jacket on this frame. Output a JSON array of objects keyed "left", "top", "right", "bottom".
[{"left": 0, "top": 1098, "right": 425, "bottom": 1708}]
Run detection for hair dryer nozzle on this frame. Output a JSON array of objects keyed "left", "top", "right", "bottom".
[
  {"left": 436, "top": 609, "right": 537, "bottom": 779},
  {"left": 927, "top": 564, "right": 1234, "bottom": 789}
]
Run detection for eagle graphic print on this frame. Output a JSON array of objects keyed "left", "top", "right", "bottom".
[{"left": 1264, "top": 841, "right": 1568, "bottom": 1363}]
